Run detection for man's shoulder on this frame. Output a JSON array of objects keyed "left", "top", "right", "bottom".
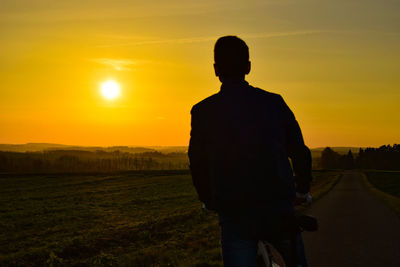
[
  {"left": 190, "top": 86, "right": 285, "bottom": 114},
  {"left": 250, "top": 86, "right": 282, "bottom": 101},
  {"left": 191, "top": 93, "right": 220, "bottom": 114}
]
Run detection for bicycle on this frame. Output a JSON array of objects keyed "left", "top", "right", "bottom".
[{"left": 256, "top": 214, "right": 318, "bottom": 267}]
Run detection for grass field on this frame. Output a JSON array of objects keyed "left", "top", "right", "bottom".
[
  {"left": 0, "top": 170, "right": 340, "bottom": 266},
  {"left": 363, "top": 171, "right": 400, "bottom": 218},
  {"left": 365, "top": 171, "right": 400, "bottom": 197}
]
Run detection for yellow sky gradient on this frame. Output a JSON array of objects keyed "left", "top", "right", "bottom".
[{"left": 1, "top": 0, "right": 399, "bottom": 147}]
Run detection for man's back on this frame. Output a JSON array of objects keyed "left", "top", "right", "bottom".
[{"left": 189, "top": 80, "right": 310, "bottom": 216}]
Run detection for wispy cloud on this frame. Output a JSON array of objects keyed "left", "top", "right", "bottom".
[
  {"left": 90, "top": 58, "right": 139, "bottom": 71},
  {"left": 97, "top": 30, "right": 326, "bottom": 48},
  {"left": 243, "top": 30, "right": 326, "bottom": 39},
  {"left": 96, "top": 36, "right": 215, "bottom": 48}
]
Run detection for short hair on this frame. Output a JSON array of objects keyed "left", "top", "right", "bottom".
[{"left": 214, "top": 36, "right": 249, "bottom": 77}]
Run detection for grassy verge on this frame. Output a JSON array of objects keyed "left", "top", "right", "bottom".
[
  {"left": 295, "top": 171, "right": 341, "bottom": 213},
  {"left": 308, "top": 171, "right": 341, "bottom": 201},
  {"left": 362, "top": 171, "right": 400, "bottom": 218}
]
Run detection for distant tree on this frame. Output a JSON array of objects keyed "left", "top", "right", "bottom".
[
  {"left": 356, "top": 148, "right": 365, "bottom": 168},
  {"left": 354, "top": 144, "right": 400, "bottom": 170},
  {"left": 342, "top": 150, "right": 355, "bottom": 169},
  {"left": 320, "top": 147, "right": 340, "bottom": 169}
]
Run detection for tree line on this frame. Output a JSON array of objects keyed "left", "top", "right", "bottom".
[
  {"left": 1, "top": 144, "right": 398, "bottom": 173},
  {"left": 320, "top": 144, "right": 400, "bottom": 170},
  {"left": 0, "top": 150, "right": 189, "bottom": 173}
]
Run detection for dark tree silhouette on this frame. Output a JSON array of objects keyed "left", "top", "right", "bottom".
[
  {"left": 0, "top": 150, "right": 189, "bottom": 173},
  {"left": 342, "top": 150, "right": 354, "bottom": 169},
  {"left": 320, "top": 147, "right": 340, "bottom": 169},
  {"left": 356, "top": 144, "right": 400, "bottom": 170},
  {"left": 320, "top": 145, "right": 399, "bottom": 170}
]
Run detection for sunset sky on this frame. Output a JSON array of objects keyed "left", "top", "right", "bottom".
[{"left": 1, "top": 0, "right": 399, "bottom": 148}]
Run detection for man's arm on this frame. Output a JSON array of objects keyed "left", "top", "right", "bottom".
[
  {"left": 188, "top": 106, "right": 213, "bottom": 208},
  {"left": 279, "top": 96, "right": 312, "bottom": 194}
]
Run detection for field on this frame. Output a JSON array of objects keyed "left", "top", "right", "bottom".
[
  {"left": 363, "top": 171, "right": 400, "bottom": 218},
  {"left": 365, "top": 171, "right": 400, "bottom": 197},
  {"left": 0, "top": 170, "right": 340, "bottom": 266}
]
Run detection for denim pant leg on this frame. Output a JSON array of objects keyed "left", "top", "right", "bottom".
[
  {"left": 220, "top": 225, "right": 309, "bottom": 267},
  {"left": 219, "top": 211, "right": 309, "bottom": 267},
  {"left": 269, "top": 233, "right": 308, "bottom": 267},
  {"left": 296, "top": 233, "right": 308, "bottom": 267},
  {"left": 220, "top": 220, "right": 258, "bottom": 267}
]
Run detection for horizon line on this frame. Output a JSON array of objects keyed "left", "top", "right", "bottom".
[{"left": 0, "top": 142, "right": 393, "bottom": 149}]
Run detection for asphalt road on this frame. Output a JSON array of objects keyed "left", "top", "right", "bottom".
[{"left": 302, "top": 171, "right": 400, "bottom": 267}]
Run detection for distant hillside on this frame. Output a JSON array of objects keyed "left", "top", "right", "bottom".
[
  {"left": 0, "top": 143, "right": 71, "bottom": 152},
  {"left": 148, "top": 146, "right": 188, "bottom": 153},
  {"left": 0, "top": 143, "right": 186, "bottom": 154},
  {"left": 311, "top": 147, "right": 362, "bottom": 155}
]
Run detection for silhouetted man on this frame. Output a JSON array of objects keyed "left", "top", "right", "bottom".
[{"left": 188, "top": 36, "right": 312, "bottom": 267}]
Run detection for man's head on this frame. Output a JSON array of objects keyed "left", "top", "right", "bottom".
[{"left": 214, "top": 36, "right": 251, "bottom": 81}]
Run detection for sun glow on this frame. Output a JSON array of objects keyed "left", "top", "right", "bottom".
[{"left": 100, "top": 80, "right": 120, "bottom": 100}]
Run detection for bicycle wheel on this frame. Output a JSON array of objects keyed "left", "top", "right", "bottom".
[{"left": 257, "top": 241, "right": 286, "bottom": 267}]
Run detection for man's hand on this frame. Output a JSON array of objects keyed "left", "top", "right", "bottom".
[
  {"left": 294, "top": 197, "right": 306, "bottom": 206},
  {"left": 202, "top": 203, "right": 209, "bottom": 212},
  {"left": 294, "top": 192, "right": 312, "bottom": 206}
]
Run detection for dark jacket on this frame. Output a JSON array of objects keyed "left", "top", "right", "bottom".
[{"left": 188, "top": 80, "right": 312, "bottom": 214}]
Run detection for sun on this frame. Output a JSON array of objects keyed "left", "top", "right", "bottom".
[{"left": 100, "top": 80, "right": 120, "bottom": 100}]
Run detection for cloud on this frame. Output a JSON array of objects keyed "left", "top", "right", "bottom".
[
  {"left": 96, "top": 30, "right": 326, "bottom": 48},
  {"left": 96, "top": 36, "right": 215, "bottom": 48},
  {"left": 90, "top": 58, "right": 138, "bottom": 71},
  {"left": 244, "top": 30, "right": 325, "bottom": 39}
]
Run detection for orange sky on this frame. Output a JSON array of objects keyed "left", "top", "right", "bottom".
[{"left": 1, "top": 0, "right": 399, "bottom": 148}]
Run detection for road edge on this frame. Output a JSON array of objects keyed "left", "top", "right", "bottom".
[
  {"left": 296, "top": 171, "right": 342, "bottom": 214},
  {"left": 361, "top": 172, "right": 400, "bottom": 218}
]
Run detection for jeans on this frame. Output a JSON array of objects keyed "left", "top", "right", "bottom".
[{"left": 219, "top": 213, "right": 308, "bottom": 267}]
